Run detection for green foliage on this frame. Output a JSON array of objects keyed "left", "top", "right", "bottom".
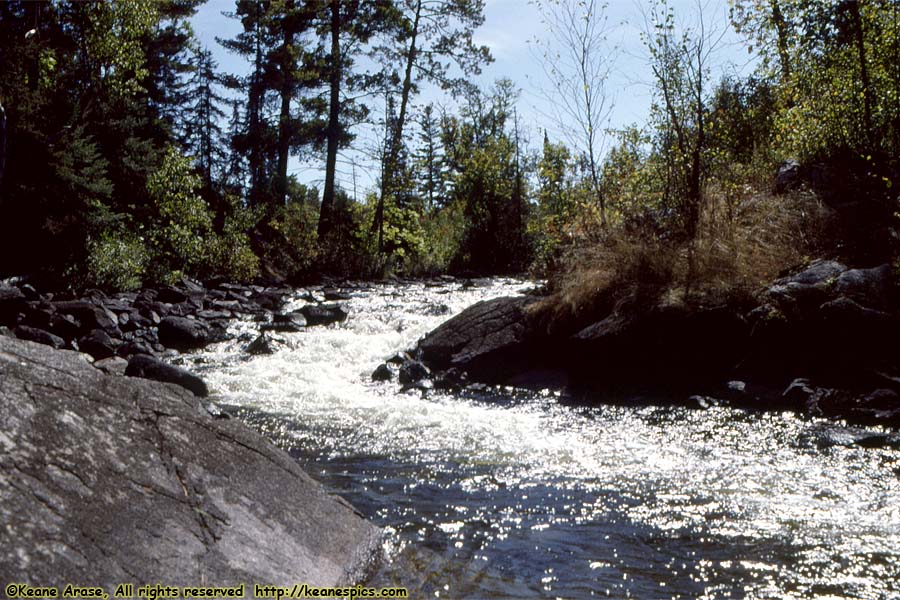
[
  {"left": 265, "top": 198, "right": 321, "bottom": 277},
  {"left": 144, "top": 147, "right": 258, "bottom": 284},
  {"left": 86, "top": 230, "right": 148, "bottom": 291},
  {"left": 145, "top": 147, "right": 214, "bottom": 282},
  {"left": 413, "top": 202, "right": 467, "bottom": 275}
]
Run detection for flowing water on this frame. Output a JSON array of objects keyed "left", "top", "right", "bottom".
[{"left": 185, "top": 279, "right": 900, "bottom": 599}]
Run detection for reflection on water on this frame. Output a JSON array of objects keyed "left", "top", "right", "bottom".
[{"left": 188, "top": 279, "right": 900, "bottom": 599}]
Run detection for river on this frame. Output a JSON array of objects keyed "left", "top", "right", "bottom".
[{"left": 184, "top": 278, "right": 900, "bottom": 599}]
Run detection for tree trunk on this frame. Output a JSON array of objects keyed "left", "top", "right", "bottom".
[
  {"left": 319, "top": 0, "right": 342, "bottom": 239},
  {"left": 248, "top": 4, "right": 265, "bottom": 206},
  {"left": 275, "top": 0, "right": 295, "bottom": 208},
  {"left": 373, "top": 0, "right": 421, "bottom": 252},
  {"left": 847, "top": 0, "right": 874, "bottom": 148},
  {"left": 770, "top": 0, "right": 792, "bottom": 82}
]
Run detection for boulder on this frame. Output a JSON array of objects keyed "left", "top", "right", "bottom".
[
  {"left": 418, "top": 296, "right": 537, "bottom": 382},
  {"left": 0, "top": 335, "right": 381, "bottom": 590},
  {"left": 262, "top": 311, "right": 307, "bottom": 333},
  {"left": 245, "top": 332, "right": 280, "bottom": 356},
  {"left": 832, "top": 264, "right": 893, "bottom": 310},
  {"left": 371, "top": 363, "right": 396, "bottom": 382},
  {"left": 158, "top": 316, "right": 209, "bottom": 351},
  {"left": 399, "top": 360, "right": 431, "bottom": 384},
  {"left": 77, "top": 329, "right": 117, "bottom": 360},
  {"left": 117, "top": 339, "right": 156, "bottom": 359},
  {"left": 155, "top": 285, "right": 189, "bottom": 304},
  {"left": 13, "top": 324, "right": 65, "bottom": 349},
  {"left": 775, "top": 259, "right": 847, "bottom": 287},
  {"left": 48, "top": 312, "right": 82, "bottom": 341},
  {"left": 299, "top": 303, "right": 349, "bottom": 327},
  {"left": 125, "top": 354, "right": 209, "bottom": 397},
  {"left": 0, "top": 285, "right": 26, "bottom": 325},
  {"left": 52, "top": 300, "right": 121, "bottom": 337}
]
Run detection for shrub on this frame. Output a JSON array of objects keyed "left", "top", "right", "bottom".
[
  {"left": 86, "top": 230, "right": 148, "bottom": 291},
  {"left": 145, "top": 147, "right": 215, "bottom": 283},
  {"left": 532, "top": 188, "right": 831, "bottom": 336}
]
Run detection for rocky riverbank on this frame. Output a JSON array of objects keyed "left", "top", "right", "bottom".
[
  {"left": 376, "top": 260, "right": 900, "bottom": 429},
  {"left": 0, "top": 334, "right": 382, "bottom": 590},
  {"left": 0, "top": 277, "right": 353, "bottom": 395}
]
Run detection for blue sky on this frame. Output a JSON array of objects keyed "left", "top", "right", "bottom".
[{"left": 191, "top": 0, "right": 757, "bottom": 198}]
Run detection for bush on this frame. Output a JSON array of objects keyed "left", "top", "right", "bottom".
[
  {"left": 145, "top": 147, "right": 215, "bottom": 283},
  {"left": 405, "top": 201, "right": 467, "bottom": 276},
  {"left": 532, "top": 188, "right": 831, "bottom": 336},
  {"left": 86, "top": 230, "right": 148, "bottom": 291}
]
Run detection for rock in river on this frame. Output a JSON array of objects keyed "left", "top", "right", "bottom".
[
  {"left": 0, "top": 335, "right": 381, "bottom": 590},
  {"left": 125, "top": 353, "right": 210, "bottom": 397},
  {"left": 418, "top": 296, "right": 537, "bottom": 382}
]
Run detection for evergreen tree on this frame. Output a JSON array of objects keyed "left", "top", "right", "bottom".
[{"left": 372, "top": 0, "right": 493, "bottom": 252}]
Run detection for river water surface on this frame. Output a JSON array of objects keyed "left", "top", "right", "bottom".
[{"left": 185, "top": 279, "right": 900, "bottom": 599}]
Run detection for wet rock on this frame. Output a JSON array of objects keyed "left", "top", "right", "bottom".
[
  {"left": 802, "top": 425, "right": 900, "bottom": 450},
  {"left": 262, "top": 311, "right": 307, "bottom": 333},
  {"left": 401, "top": 378, "right": 434, "bottom": 393},
  {"left": 782, "top": 378, "right": 822, "bottom": 408},
  {"left": 784, "top": 378, "right": 900, "bottom": 426},
  {"left": 299, "top": 303, "right": 348, "bottom": 327},
  {"left": 252, "top": 290, "right": 285, "bottom": 311},
  {"left": 387, "top": 352, "right": 412, "bottom": 365},
  {"left": 371, "top": 363, "right": 397, "bottom": 382},
  {"left": 19, "top": 283, "right": 39, "bottom": 300},
  {"left": 158, "top": 316, "right": 209, "bottom": 351},
  {"left": 399, "top": 360, "right": 431, "bottom": 384},
  {"left": 198, "top": 309, "right": 232, "bottom": 320},
  {"left": 77, "top": 329, "right": 117, "bottom": 360},
  {"left": 323, "top": 288, "right": 352, "bottom": 301},
  {"left": 14, "top": 325, "right": 65, "bottom": 349},
  {"left": 125, "top": 354, "right": 209, "bottom": 397},
  {"left": 418, "top": 296, "right": 537, "bottom": 382},
  {"left": 0, "top": 335, "right": 381, "bottom": 590},
  {"left": 727, "top": 380, "right": 747, "bottom": 393},
  {"left": 116, "top": 340, "right": 155, "bottom": 359},
  {"left": 433, "top": 367, "right": 469, "bottom": 390},
  {"left": 425, "top": 303, "right": 451, "bottom": 316},
  {"left": 246, "top": 332, "right": 280, "bottom": 356}
]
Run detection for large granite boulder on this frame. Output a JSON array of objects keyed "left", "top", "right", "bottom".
[
  {"left": 417, "top": 296, "right": 538, "bottom": 382},
  {"left": 0, "top": 336, "right": 381, "bottom": 590}
]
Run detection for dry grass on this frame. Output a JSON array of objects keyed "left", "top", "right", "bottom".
[{"left": 530, "top": 188, "right": 833, "bottom": 336}]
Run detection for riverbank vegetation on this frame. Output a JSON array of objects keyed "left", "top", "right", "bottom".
[{"left": 0, "top": 0, "right": 898, "bottom": 300}]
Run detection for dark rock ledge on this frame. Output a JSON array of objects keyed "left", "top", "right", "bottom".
[
  {"left": 377, "top": 260, "right": 900, "bottom": 430},
  {"left": 0, "top": 335, "right": 381, "bottom": 590}
]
